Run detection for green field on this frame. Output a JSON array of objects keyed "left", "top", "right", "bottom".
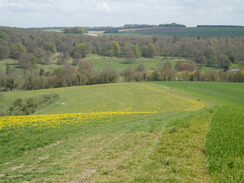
[
  {"left": 0, "top": 82, "right": 243, "bottom": 182},
  {"left": 1, "top": 54, "right": 242, "bottom": 77},
  {"left": 152, "top": 81, "right": 244, "bottom": 105},
  {"left": 86, "top": 55, "right": 192, "bottom": 72},
  {"left": 0, "top": 83, "right": 205, "bottom": 114},
  {"left": 0, "top": 54, "right": 193, "bottom": 74}
]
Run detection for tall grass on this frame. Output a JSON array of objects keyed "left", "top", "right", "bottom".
[{"left": 206, "top": 106, "right": 244, "bottom": 182}]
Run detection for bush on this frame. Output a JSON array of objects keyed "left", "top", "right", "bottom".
[{"left": 8, "top": 93, "right": 60, "bottom": 116}]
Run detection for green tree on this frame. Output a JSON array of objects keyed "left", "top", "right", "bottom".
[
  {"left": 142, "top": 43, "right": 156, "bottom": 58},
  {"left": 18, "top": 53, "right": 37, "bottom": 69},
  {"left": 112, "top": 41, "right": 121, "bottom": 57},
  {"left": 124, "top": 43, "right": 136, "bottom": 63},
  {"left": 99, "top": 67, "right": 119, "bottom": 83},
  {"left": 219, "top": 54, "right": 232, "bottom": 71},
  {"left": 10, "top": 43, "right": 27, "bottom": 59},
  {"left": 74, "top": 43, "right": 92, "bottom": 58},
  {"left": 0, "top": 45, "right": 10, "bottom": 59},
  {"left": 194, "top": 50, "right": 206, "bottom": 68},
  {"left": 64, "top": 27, "right": 87, "bottom": 34},
  {"left": 5, "top": 77, "right": 16, "bottom": 91},
  {"left": 204, "top": 46, "right": 218, "bottom": 66}
]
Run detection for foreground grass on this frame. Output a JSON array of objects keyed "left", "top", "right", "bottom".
[
  {"left": 0, "top": 109, "right": 213, "bottom": 182},
  {"left": 206, "top": 106, "right": 244, "bottom": 182},
  {"left": 0, "top": 82, "right": 210, "bottom": 182},
  {"left": 154, "top": 81, "right": 244, "bottom": 182},
  {"left": 1, "top": 82, "right": 243, "bottom": 182}
]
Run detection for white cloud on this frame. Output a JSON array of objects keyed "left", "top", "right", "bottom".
[
  {"left": 0, "top": 0, "right": 243, "bottom": 27},
  {"left": 94, "top": 2, "right": 118, "bottom": 14}
]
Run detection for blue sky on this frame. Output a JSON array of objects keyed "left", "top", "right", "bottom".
[{"left": 0, "top": 0, "right": 243, "bottom": 27}]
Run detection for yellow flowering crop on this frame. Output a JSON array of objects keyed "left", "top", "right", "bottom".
[{"left": 0, "top": 111, "right": 151, "bottom": 131}]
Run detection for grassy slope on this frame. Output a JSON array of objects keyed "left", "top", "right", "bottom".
[
  {"left": 1, "top": 82, "right": 243, "bottom": 182},
  {"left": 153, "top": 81, "right": 244, "bottom": 182},
  {"left": 1, "top": 83, "right": 204, "bottom": 114},
  {"left": 0, "top": 110, "right": 212, "bottom": 183},
  {"left": 1, "top": 82, "right": 210, "bottom": 182},
  {"left": 152, "top": 81, "right": 244, "bottom": 106}
]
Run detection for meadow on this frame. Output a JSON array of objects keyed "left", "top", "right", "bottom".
[
  {"left": 152, "top": 81, "right": 244, "bottom": 106},
  {"left": 0, "top": 82, "right": 243, "bottom": 182},
  {"left": 0, "top": 54, "right": 193, "bottom": 74}
]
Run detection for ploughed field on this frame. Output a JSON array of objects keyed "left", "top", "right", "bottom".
[{"left": 0, "top": 82, "right": 243, "bottom": 182}]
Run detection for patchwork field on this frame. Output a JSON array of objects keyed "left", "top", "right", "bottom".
[
  {"left": 114, "top": 27, "right": 244, "bottom": 37},
  {"left": 0, "top": 82, "right": 243, "bottom": 182}
]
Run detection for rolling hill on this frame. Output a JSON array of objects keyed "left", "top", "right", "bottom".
[{"left": 0, "top": 82, "right": 243, "bottom": 182}]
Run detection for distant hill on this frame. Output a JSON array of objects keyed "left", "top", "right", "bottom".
[{"left": 113, "top": 27, "right": 244, "bottom": 37}]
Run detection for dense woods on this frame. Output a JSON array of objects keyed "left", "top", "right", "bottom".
[{"left": 0, "top": 26, "right": 244, "bottom": 91}]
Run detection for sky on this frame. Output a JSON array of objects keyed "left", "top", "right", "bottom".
[{"left": 0, "top": 0, "right": 244, "bottom": 28}]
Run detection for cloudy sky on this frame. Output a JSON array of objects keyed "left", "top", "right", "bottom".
[{"left": 0, "top": 0, "right": 243, "bottom": 28}]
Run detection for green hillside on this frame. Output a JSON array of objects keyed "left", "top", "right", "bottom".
[
  {"left": 0, "top": 82, "right": 243, "bottom": 182},
  {"left": 1, "top": 83, "right": 204, "bottom": 114},
  {"left": 152, "top": 81, "right": 244, "bottom": 105}
]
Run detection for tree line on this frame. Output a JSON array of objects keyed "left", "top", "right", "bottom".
[
  {"left": 1, "top": 60, "right": 244, "bottom": 92},
  {"left": 1, "top": 26, "right": 244, "bottom": 69},
  {"left": 0, "top": 26, "right": 244, "bottom": 92}
]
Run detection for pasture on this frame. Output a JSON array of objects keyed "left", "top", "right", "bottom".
[
  {"left": 152, "top": 81, "right": 244, "bottom": 105},
  {"left": 0, "top": 54, "right": 193, "bottom": 74},
  {"left": 0, "top": 82, "right": 243, "bottom": 182}
]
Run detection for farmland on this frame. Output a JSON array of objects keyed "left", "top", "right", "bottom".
[
  {"left": 113, "top": 27, "right": 244, "bottom": 37},
  {"left": 0, "top": 54, "right": 194, "bottom": 74},
  {"left": 1, "top": 26, "right": 244, "bottom": 93},
  {"left": 0, "top": 82, "right": 243, "bottom": 182},
  {"left": 152, "top": 81, "right": 244, "bottom": 105}
]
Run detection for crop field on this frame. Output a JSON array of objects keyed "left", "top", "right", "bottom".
[
  {"left": 113, "top": 27, "right": 244, "bottom": 37},
  {"left": 0, "top": 82, "right": 243, "bottom": 182},
  {"left": 153, "top": 81, "right": 244, "bottom": 182},
  {"left": 206, "top": 105, "right": 244, "bottom": 182},
  {"left": 152, "top": 81, "right": 244, "bottom": 105}
]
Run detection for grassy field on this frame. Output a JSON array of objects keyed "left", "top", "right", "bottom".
[
  {"left": 206, "top": 105, "right": 244, "bottom": 182},
  {"left": 1, "top": 54, "right": 242, "bottom": 77},
  {"left": 0, "top": 82, "right": 243, "bottom": 182},
  {"left": 0, "top": 54, "right": 193, "bottom": 74},
  {"left": 86, "top": 55, "right": 193, "bottom": 72},
  {"left": 152, "top": 81, "right": 244, "bottom": 105},
  {"left": 0, "top": 83, "right": 205, "bottom": 114},
  {"left": 153, "top": 81, "right": 244, "bottom": 182}
]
